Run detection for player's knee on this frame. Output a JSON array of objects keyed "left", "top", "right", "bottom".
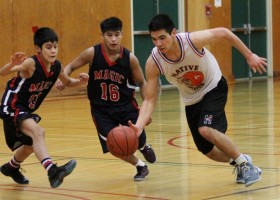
[
  {"left": 204, "top": 147, "right": 216, "bottom": 159},
  {"left": 198, "top": 126, "right": 212, "bottom": 140},
  {"left": 31, "top": 127, "right": 45, "bottom": 141}
]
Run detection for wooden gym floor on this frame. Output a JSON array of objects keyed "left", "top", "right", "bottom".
[{"left": 0, "top": 78, "right": 280, "bottom": 200}]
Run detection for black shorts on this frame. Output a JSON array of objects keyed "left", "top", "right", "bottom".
[
  {"left": 90, "top": 101, "right": 147, "bottom": 153},
  {"left": 185, "top": 77, "right": 228, "bottom": 154},
  {"left": 2, "top": 112, "right": 41, "bottom": 151}
]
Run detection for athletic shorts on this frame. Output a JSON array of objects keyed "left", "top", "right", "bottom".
[
  {"left": 90, "top": 102, "right": 147, "bottom": 153},
  {"left": 2, "top": 112, "right": 41, "bottom": 151},
  {"left": 185, "top": 76, "right": 228, "bottom": 154}
]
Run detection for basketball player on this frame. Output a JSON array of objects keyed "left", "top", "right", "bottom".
[
  {"left": 0, "top": 27, "right": 89, "bottom": 188},
  {"left": 56, "top": 17, "right": 156, "bottom": 181},
  {"left": 129, "top": 14, "right": 267, "bottom": 187}
]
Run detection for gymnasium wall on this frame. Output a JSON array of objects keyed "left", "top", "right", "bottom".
[
  {"left": 0, "top": 0, "right": 132, "bottom": 96},
  {"left": 188, "top": 0, "right": 280, "bottom": 81},
  {"left": 0, "top": 0, "right": 279, "bottom": 97},
  {"left": 272, "top": 0, "right": 280, "bottom": 79},
  {"left": 187, "top": 0, "right": 233, "bottom": 82}
]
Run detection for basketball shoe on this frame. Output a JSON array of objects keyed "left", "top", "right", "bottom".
[
  {"left": 134, "top": 165, "right": 149, "bottom": 181},
  {"left": 239, "top": 162, "right": 261, "bottom": 187},
  {"left": 234, "top": 154, "right": 262, "bottom": 185},
  {"left": 48, "top": 160, "right": 76, "bottom": 188},
  {"left": 140, "top": 144, "right": 156, "bottom": 163},
  {"left": 0, "top": 163, "right": 29, "bottom": 184}
]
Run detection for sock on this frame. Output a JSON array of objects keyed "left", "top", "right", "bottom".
[
  {"left": 8, "top": 156, "right": 22, "bottom": 169},
  {"left": 135, "top": 159, "right": 145, "bottom": 167},
  {"left": 41, "top": 158, "right": 54, "bottom": 171},
  {"left": 229, "top": 158, "right": 236, "bottom": 166},
  {"left": 234, "top": 154, "right": 247, "bottom": 165}
]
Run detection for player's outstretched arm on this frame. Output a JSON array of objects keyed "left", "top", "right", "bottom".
[
  {"left": 56, "top": 47, "right": 94, "bottom": 90},
  {"left": 0, "top": 52, "right": 27, "bottom": 76},
  {"left": 129, "top": 56, "right": 160, "bottom": 137},
  {"left": 58, "top": 66, "right": 89, "bottom": 88},
  {"left": 189, "top": 27, "right": 268, "bottom": 74}
]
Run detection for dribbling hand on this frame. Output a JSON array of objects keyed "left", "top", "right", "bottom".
[{"left": 128, "top": 120, "right": 143, "bottom": 137}]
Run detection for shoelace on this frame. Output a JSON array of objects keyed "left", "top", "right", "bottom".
[
  {"left": 232, "top": 165, "right": 241, "bottom": 176},
  {"left": 240, "top": 163, "right": 251, "bottom": 179}
]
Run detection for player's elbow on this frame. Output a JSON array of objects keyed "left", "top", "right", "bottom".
[
  {"left": 63, "top": 79, "right": 73, "bottom": 87},
  {"left": 217, "top": 27, "right": 234, "bottom": 40}
]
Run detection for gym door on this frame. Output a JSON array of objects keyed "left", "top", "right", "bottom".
[
  {"left": 231, "top": 0, "right": 267, "bottom": 79},
  {"left": 133, "top": 0, "right": 179, "bottom": 85}
]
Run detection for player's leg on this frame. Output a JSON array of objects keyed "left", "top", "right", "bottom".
[
  {"left": 0, "top": 145, "right": 33, "bottom": 184},
  {"left": 19, "top": 115, "right": 76, "bottom": 188},
  {"left": 198, "top": 77, "right": 261, "bottom": 186},
  {"left": 92, "top": 104, "right": 150, "bottom": 181},
  {"left": 0, "top": 117, "right": 33, "bottom": 184},
  {"left": 138, "top": 130, "right": 156, "bottom": 163},
  {"left": 122, "top": 154, "right": 149, "bottom": 181}
]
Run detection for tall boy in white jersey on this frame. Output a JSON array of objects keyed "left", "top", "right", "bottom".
[{"left": 129, "top": 14, "right": 267, "bottom": 187}]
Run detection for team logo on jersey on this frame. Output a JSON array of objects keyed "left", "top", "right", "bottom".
[
  {"left": 178, "top": 71, "right": 204, "bottom": 90},
  {"left": 204, "top": 114, "right": 213, "bottom": 125}
]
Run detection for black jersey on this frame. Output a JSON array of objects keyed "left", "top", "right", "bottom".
[
  {"left": 0, "top": 55, "right": 61, "bottom": 118},
  {"left": 87, "top": 44, "right": 136, "bottom": 106}
]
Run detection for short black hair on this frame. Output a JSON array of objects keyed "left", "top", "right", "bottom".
[
  {"left": 148, "top": 14, "right": 175, "bottom": 34},
  {"left": 33, "top": 27, "right": 58, "bottom": 48},
  {"left": 100, "top": 17, "right": 122, "bottom": 34}
]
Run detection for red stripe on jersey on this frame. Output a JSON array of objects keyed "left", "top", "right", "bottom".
[
  {"left": 101, "top": 43, "right": 124, "bottom": 67},
  {"left": 10, "top": 93, "right": 18, "bottom": 110},
  {"left": 13, "top": 109, "right": 20, "bottom": 130},
  {"left": 131, "top": 98, "right": 139, "bottom": 110},
  {"left": 9, "top": 76, "right": 19, "bottom": 88},
  {"left": 36, "top": 55, "right": 52, "bottom": 77}
]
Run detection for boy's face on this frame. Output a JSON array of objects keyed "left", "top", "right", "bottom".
[
  {"left": 37, "top": 41, "right": 58, "bottom": 63},
  {"left": 150, "top": 28, "right": 176, "bottom": 54},
  {"left": 102, "top": 30, "right": 123, "bottom": 52}
]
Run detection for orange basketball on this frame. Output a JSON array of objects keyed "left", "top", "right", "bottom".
[{"left": 106, "top": 125, "right": 139, "bottom": 159}]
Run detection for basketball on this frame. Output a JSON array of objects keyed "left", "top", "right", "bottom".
[{"left": 106, "top": 125, "right": 139, "bottom": 159}]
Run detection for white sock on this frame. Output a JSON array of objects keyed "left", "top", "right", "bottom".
[
  {"left": 235, "top": 154, "right": 247, "bottom": 165},
  {"left": 135, "top": 159, "right": 145, "bottom": 167}
]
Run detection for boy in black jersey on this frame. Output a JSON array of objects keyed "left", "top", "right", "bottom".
[
  {"left": 56, "top": 17, "right": 156, "bottom": 181},
  {"left": 0, "top": 27, "right": 88, "bottom": 188}
]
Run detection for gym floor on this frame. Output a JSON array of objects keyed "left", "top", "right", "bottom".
[{"left": 0, "top": 78, "right": 279, "bottom": 200}]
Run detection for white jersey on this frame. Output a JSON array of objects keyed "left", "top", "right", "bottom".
[{"left": 151, "top": 32, "right": 222, "bottom": 105}]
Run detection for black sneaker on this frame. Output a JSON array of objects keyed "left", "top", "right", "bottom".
[
  {"left": 0, "top": 163, "right": 29, "bottom": 184},
  {"left": 48, "top": 160, "right": 76, "bottom": 188},
  {"left": 134, "top": 165, "right": 149, "bottom": 181},
  {"left": 140, "top": 144, "right": 156, "bottom": 163}
]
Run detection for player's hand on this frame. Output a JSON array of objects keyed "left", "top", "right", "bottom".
[
  {"left": 56, "top": 79, "right": 65, "bottom": 90},
  {"left": 79, "top": 73, "right": 89, "bottom": 84},
  {"left": 247, "top": 53, "right": 267, "bottom": 74},
  {"left": 11, "top": 52, "right": 26, "bottom": 67},
  {"left": 128, "top": 120, "right": 143, "bottom": 137}
]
